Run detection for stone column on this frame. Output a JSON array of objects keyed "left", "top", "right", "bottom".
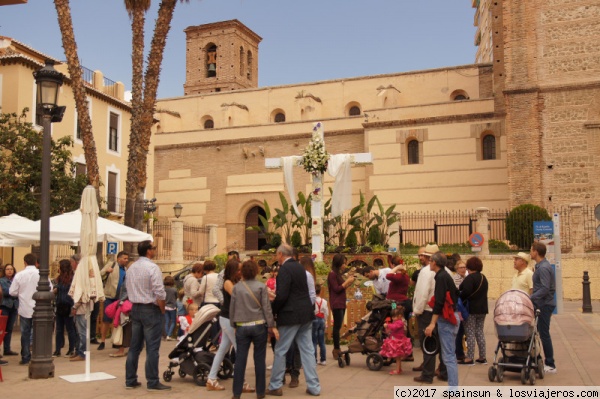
[
  {"left": 171, "top": 219, "right": 184, "bottom": 264},
  {"left": 569, "top": 203, "right": 584, "bottom": 255},
  {"left": 207, "top": 224, "right": 218, "bottom": 258},
  {"left": 475, "top": 207, "right": 490, "bottom": 255}
]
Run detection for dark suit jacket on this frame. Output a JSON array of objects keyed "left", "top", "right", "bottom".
[{"left": 271, "top": 258, "right": 314, "bottom": 326}]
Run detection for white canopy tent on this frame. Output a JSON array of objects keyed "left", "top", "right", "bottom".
[
  {"left": 0, "top": 214, "right": 39, "bottom": 246},
  {"left": 0, "top": 210, "right": 152, "bottom": 245}
]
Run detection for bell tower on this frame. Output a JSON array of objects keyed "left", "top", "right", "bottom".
[{"left": 184, "top": 20, "right": 262, "bottom": 95}]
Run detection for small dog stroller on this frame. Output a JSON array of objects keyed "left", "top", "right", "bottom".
[
  {"left": 337, "top": 295, "right": 395, "bottom": 371},
  {"left": 488, "top": 289, "right": 544, "bottom": 385},
  {"left": 163, "top": 304, "right": 233, "bottom": 386}
]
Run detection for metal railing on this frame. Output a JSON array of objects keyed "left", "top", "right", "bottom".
[
  {"left": 183, "top": 224, "right": 210, "bottom": 261},
  {"left": 104, "top": 196, "right": 126, "bottom": 214}
]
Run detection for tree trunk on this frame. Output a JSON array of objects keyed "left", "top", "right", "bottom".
[{"left": 54, "top": 0, "right": 100, "bottom": 194}]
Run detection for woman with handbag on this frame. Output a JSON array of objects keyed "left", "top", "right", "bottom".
[
  {"left": 0, "top": 263, "right": 19, "bottom": 356},
  {"left": 458, "top": 257, "right": 489, "bottom": 365},
  {"left": 53, "top": 259, "right": 77, "bottom": 358},
  {"left": 229, "top": 259, "right": 277, "bottom": 399}
]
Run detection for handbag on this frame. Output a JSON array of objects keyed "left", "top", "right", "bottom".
[{"left": 112, "top": 324, "right": 123, "bottom": 346}]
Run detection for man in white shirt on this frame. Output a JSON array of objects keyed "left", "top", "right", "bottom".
[
  {"left": 361, "top": 259, "right": 392, "bottom": 297},
  {"left": 9, "top": 253, "right": 51, "bottom": 365}
]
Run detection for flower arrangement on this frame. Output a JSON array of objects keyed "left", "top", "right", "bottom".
[{"left": 299, "top": 132, "right": 330, "bottom": 175}]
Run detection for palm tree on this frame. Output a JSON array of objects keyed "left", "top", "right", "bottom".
[
  {"left": 124, "top": 0, "right": 189, "bottom": 232},
  {"left": 54, "top": 0, "right": 100, "bottom": 190}
]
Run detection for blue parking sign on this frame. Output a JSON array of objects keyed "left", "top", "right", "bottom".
[{"left": 107, "top": 242, "right": 118, "bottom": 255}]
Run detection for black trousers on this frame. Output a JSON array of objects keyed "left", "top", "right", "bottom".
[{"left": 417, "top": 311, "right": 447, "bottom": 381}]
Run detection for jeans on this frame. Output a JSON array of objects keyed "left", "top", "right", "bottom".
[
  {"left": 89, "top": 301, "right": 99, "bottom": 341},
  {"left": 417, "top": 312, "right": 441, "bottom": 381},
  {"left": 268, "top": 321, "right": 320, "bottom": 395},
  {"left": 312, "top": 318, "right": 326, "bottom": 362},
  {"left": 332, "top": 308, "right": 345, "bottom": 350},
  {"left": 0, "top": 306, "right": 18, "bottom": 353},
  {"left": 537, "top": 305, "right": 555, "bottom": 368},
  {"left": 74, "top": 314, "right": 87, "bottom": 358},
  {"left": 437, "top": 312, "right": 460, "bottom": 388},
  {"left": 164, "top": 309, "right": 176, "bottom": 337},
  {"left": 55, "top": 314, "right": 77, "bottom": 353},
  {"left": 208, "top": 316, "right": 236, "bottom": 380},
  {"left": 233, "top": 324, "right": 267, "bottom": 397},
  {"left": 126, "top": 304, "right": 164, "bottom": 388},
  {"left": 19, "top": 316, "right": 32, "bottom": 363}
]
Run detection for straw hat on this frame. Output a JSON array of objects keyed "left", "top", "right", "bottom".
[
  {"left": 513, "top": 252, "right": 531, "bottom": 263},
  {"left": 423, "top": 244, "right": 440, "bottom": 257}
]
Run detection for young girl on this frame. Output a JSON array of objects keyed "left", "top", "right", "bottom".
[
  {"left": 164, "top": 276, "right": 177, "bottom": 340},
  {"left": 176, "top": 289, "right": 187, "bottom": 337},
  {"left": 380, "top": 306, "right": 412, "bottom": 375},
  {"left": 178, "top": 303, "right": 199, "bottom": 335}
]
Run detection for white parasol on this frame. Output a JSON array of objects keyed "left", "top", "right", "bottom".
[
  {"left": 63, "top": 185, "right": 113, "bottom": 383},
  {"left": 69, "top": 186, "right": 105, "bottom": 304}
]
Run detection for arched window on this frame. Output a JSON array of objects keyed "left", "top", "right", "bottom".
[
  {"left": 482, "top": 134, "right": 496, "bottom": 160},
  {"left": 206, "top": 44, "right": 217, "bottom": 78},
  {"left": 239, "top": 46, "right": 244, "bottom": 76},
  {"left": 349, "top": 106, "right": 361, "bottom": 116},
  {"left": 450, "top": 90, "right": 469, "bottom": 101},
  {"left": 274, "top": 112, "right": 285, "bottom": 123},
  {"left": 407, "top": 140, "right": 419, "bottom": 165},
  {"left": 247, "top": 51, "right": 253, "bottom": 80},
  {"left": 245, "top": 206, "right": 267, "bottom": 250},
  {"left": 204, "top": 119, "right": 214, "bottom": 129}
]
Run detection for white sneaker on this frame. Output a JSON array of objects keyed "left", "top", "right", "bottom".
[
  {"left": 266, "top": 364, "right": 273, "bottom": 370},
  {"left": 318, "top": 360, "right": 327, "bottom": 366},
  {"left": 544, "top": 365, "right": 557, "bottom": 374}
]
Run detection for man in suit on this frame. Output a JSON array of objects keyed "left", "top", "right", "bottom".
[{"left": 267, "top": 244, "right": 320, "bottom": 397}]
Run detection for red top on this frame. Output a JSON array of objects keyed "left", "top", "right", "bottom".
[{"left": 386, "top": 272, "right": 410, "bottom": 302}]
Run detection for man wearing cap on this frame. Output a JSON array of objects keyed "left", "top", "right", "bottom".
[
  {"left": 530, "top": 242, "right": 556, "bottom": 374},
  {"left": 412, "top": 244, "right": 447, "bottom": 383},
  {"left": 511, "top": 252, "right": 533, "bottom": 295}
]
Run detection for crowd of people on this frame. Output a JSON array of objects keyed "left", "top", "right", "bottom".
[{"left": 0, "top": 240, "right": 556, "bottom": 394}]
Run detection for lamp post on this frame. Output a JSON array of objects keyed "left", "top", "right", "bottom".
[
  {"left": 30, "top": 60, "right": 65, "bottom": 379},
  {"left": 143, "top": 197, "right": 157, "bottom": 235},
  {"left": 173, "top": 203, "right": 183, "bottom": 218}
]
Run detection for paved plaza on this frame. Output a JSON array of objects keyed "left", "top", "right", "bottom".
[{"left": 1, "top": 300, "right": 599, "bottom": 398}]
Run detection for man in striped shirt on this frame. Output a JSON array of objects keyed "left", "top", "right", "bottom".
[{"left": 125, "top": 241, "right": 170, "bottom": 391}]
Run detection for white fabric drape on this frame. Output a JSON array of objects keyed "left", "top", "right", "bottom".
[
  {"left": 327, "top": 154, "right": 352, "bottom": 217},
  {"left": 282, "top": 156, "right": 301, "bottom": 215}
]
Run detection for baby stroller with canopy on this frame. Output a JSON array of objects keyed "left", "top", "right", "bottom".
[
  {"left": 488, "top": 289, "right": 544, "bottom": 385},
  {"left": 162, "top": 304, "right": 233, "bottom": 386},
  {"left": 337, "top": 295, "right": 395, "bottom": 371}
]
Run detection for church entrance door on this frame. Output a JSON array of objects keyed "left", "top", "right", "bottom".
[{"left": 245, "top": 206, "right": 267, "bottom": 251}]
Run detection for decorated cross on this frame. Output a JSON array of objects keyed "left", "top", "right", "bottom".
[{"left": 265, "top": 122, "right": 372, "bottom": 261}]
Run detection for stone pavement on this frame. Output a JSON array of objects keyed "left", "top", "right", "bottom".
[{"left": 1, "top": 300, "right": 599, "bottom": 398}]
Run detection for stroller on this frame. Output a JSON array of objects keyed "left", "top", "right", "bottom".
[
  {"left": 162, "top": 304, "right": 233, "bottom": 386},
  {"left": 337, "top": 295, "right": 395, "bottom": 371},
  {"left": 487, "top": 289, "right": 544, "bottom": 385}
]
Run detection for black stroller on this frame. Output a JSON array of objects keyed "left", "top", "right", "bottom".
[
  {"left": 337, "top": 295, "right": 395, "bottom": 371},
  {"left": 487, "top": 289, "right": 544, "bottom": 385},
  {"left": 163, "top": 304, "right": 233, "bottom": 386}
]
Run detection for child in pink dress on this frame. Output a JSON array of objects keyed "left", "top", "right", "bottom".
[{"left": 380, "top": 307, "right": 412, "bottom": 375}]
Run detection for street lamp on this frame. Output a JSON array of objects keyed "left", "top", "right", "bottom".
[
  {"left": 143, "top": 198, "right": 157, "bottom": 234},
  {"left": 173, "top": 203, "right": 183, "bottom": 219},
  {"left": 30, "top": 60, "right": 65, "bottom": 379}
]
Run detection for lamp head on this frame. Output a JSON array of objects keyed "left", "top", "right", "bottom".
[
  {"left": 33, "top": 60, "right": 65, "bottom": 115},
  {"left": 173, "top": 203, "right": 183, "bottom": 218}
]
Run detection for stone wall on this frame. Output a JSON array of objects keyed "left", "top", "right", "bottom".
[{"left": 480, "top": 254, "right": 600, "bottom": 300}]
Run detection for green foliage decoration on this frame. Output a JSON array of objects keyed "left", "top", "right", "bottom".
[{"left": 505, "top": 204, "right": 551, "bottom": 250}]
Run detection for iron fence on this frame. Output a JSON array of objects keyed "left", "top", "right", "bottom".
[{"left": 183, "top": 223, "right": 210, "bottom": 261}]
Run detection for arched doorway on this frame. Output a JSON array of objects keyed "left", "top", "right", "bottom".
[{"left": 245, "top": 206, "right": 267, "bottom": 251}]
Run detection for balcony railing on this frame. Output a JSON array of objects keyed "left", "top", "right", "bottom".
[{"left": 103, "top": 196, "right": 126, "bottom": 214}]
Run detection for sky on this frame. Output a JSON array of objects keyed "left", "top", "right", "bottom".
[{"left": 0, "top": 1, "right": 477, "bottom": 99}]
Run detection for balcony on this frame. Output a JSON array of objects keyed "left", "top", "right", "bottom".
[{"left": 103, "top": 196, "right": 126, "bottom": 215}]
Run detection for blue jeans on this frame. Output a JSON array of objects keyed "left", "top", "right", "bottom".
[
  {"left": 208, "top": 316, "right": 236, "bottom": 380},
  {"left": 437, "top": 313, "right": 460, "bottom": 388},
  {"left": 19, "top": 316, "right": 32, "bottom": 363},
  {"left": 1, "top": 306, "right": 18, "bottom": 353},
  {"left": 164, "top": 309, "right": 176, "bottom": 337},
  {"left": 233, "top": 324, "right": 267, "bottom": 397},
  {"left": 55, "top": 314, "right": 77, "bottom": 352},
  {"left": 126, "top": 304, "right": 164, "bottom": 388},
  {"left": 537, "top": 305, "right": 555, "bottom": 368},
  {"left": 312, "top": 318, "right": 326, "bottom": 362},
  {"left": 268, "top": 321, "right": 320, "bottom": 395},
  {"left": 74, "top": 314, "right": 87, "bottom": 358}
]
